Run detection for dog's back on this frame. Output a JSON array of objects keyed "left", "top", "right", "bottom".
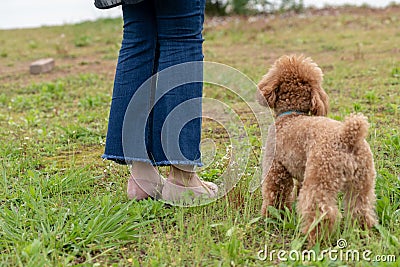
[{"left": 273, "top": 114, "right": 371, "bottom": 182}]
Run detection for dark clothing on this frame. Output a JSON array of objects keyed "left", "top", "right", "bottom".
[{"left": 94, "top": 0, "right": 144, "bottom": 9}]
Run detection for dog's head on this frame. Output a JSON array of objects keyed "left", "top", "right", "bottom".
[{"left": 257, "top": 54, "right": 329, "bottom": 116}]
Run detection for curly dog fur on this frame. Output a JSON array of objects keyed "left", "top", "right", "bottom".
[{"left": 257, "top": 55, "right": 377, "bottom": 244}]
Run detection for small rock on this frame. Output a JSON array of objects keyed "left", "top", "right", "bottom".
[{"left": 30, "top": 58, "right": 55, "bottom": 75}]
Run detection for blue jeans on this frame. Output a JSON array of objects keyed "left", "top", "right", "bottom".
[{"left": 103, "top": 0, "right": 205, "bottom": 166}]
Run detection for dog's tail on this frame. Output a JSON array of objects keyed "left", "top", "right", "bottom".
[{"left": 339, "top": 113, "right": 369, "bottom": 149}]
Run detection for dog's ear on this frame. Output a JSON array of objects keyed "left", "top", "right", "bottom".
[
  {"left": 310, "top": 86, "right": 329, "bottom": 116},
  {"left": 257, "top": 74, "right": 278, "bottom": 108}
]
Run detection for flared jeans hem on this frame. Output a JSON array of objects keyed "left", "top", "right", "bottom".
[{"left": 102, "top": 154, "right": 203, "bottom": 167}]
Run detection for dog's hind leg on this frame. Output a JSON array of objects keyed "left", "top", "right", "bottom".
[
  {"left": 261, "top": 161, "right": 294, "bottom": 216},
  {"left": 297, "top": 156, "right": 343, "bottom": 245},
  {"left": 343, "top": 147, "right": 377, "bottom": 229}
]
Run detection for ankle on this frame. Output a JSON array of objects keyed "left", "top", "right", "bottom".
[
  {"left": 169, "top": 165, "right": 202, "bottom": 187},
  {"left": 131, "top": 161, "right": 157, "bottom": 176}
]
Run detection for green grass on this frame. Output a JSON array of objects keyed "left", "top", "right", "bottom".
[{"left": 1, "top": 5, "right": 400, "bottom": 266}]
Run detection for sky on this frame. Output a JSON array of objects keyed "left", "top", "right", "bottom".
[
  {"left": 0, "top": 0, "right": 122, "bottom": 30},
  {"left": 0, "top": 0, "right": 398, "bottom": 30}
]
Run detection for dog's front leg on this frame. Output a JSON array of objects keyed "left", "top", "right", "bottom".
[{"left": 261, "top": 161, "right": 294, "bottom": 216}]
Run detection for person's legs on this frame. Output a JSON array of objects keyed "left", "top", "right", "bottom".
[
  {"left": 104, "top": 2, "right": 157, "bottom": 164},
  {"left": 103, "top": 2, "right": 162, "bottom": 200},
  {"left": 105, "top": 0, "right": 216, "bottom": 201},
  {"left": 150, "top": 0, "right": 204, "bottom": 167},
  {"left": 152, "top": 0, "right": 216, "bottom": 192}
]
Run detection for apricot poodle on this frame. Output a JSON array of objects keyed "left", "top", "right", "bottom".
[{"left": 257, "top": 55, "right": 377, "bottom": 244}]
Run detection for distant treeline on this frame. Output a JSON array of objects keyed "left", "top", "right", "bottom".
[{"left": 206, "top": 0, "right": 304, "bottom": 15}]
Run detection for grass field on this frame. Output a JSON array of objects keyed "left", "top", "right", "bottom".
[{"left": 1, "top": 5, "right": 399, "bottom": 266}]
